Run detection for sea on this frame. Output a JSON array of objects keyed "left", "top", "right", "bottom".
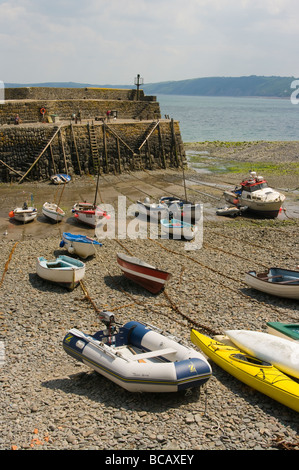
[{"left": 157, "top": 94, "right": 299, "bottom": 143}]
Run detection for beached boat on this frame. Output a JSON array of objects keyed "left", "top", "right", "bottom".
[
  {"left": 51, "top": 173, "right": 71, "bottom": 184},
  {"left": 63, "top": 316, "right": 212, "bottom": 393},
  {"left": 160, "top": 218, "right": 198, "bottom": 240},
  {"left": 36, "top": 255, "right": 85, "bottom": 290},
  {"left": 72, "top": 167, "right": 110, "bottom": 228},
  {"left": 216, "top": 205, "right": 248, "bottom": 218},
  {"left": 225, "top": 329, "right": 299, "bottom": 379},
  {"left": 42, "top": 202, "right": 65, "bottom": 222},
  {"left": 159, "top": 196, "right": 202, "bottom": 222},
  {"left": 60, "top": 232, "right": 102, "bottom": 259},
  {"left": 190, "top": 329, "right": 299, "bottom": 412},
  {"left": 9, "top": 204, "right": 37, "bottom": 223},
  {"left": 117, "top": 252, "right": 172, "bottom": 294},
  {"left": 267, "top": 322, "right": 299, "bottom": 342},
  {"left": 223, "top": 171, "right": 285, "bottom": 218},
  {"left": 72, "top": 202, "right": 109, "bottom": 228},
  {"left": 136, "top": 198, "right": 175, "bottom": 220},
  {"left": 245, "top": 267, "right": 299, "bottom": 299}
]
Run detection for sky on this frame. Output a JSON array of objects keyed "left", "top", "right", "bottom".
[{"left": 0, "top": 0, "right": 298, "bottom": 85}]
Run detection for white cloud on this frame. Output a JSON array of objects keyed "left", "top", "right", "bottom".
[{"left": 0, "top": 0, "right": 298, "bottom": 84}]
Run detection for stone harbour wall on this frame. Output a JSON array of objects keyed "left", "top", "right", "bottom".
[
  {"left": 0, "top": 99, "right": 161, "bottom": 125},
  {"left": 0, "top": 120, "right": 185, "bottom": 182},
  {"left": 4, "top": 87, "right": 154, "bottom": 101},
  {"left": 0, "top": 87, "right": 184, "bottom": 181}
]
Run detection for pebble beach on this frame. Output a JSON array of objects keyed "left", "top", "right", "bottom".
[{"left": 1, "top": 141, "right": 299, "bottom": 452}]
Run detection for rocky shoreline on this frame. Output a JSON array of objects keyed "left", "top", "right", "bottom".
[{"left": 1, "top": 143, "right": 299, "bottom": 451}]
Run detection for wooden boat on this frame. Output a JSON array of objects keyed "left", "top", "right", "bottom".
[
  {"left": 42, "top": 202, "right": 65, "bottom": 222},
  {"left": 72, "top": 202, "right": 109, "bottom": 228},
  {"left": 160, "top": 218, "right": 198, "bottom": 240},
  {"left": 245, "top": 267, "right": 299, "bottom": 299},
  {"left": 117, "top": 252, "right": 172, "bottom": 294},
  {"left": 190, "top": 329, "right": 299, "bottom": 412},
  {"left": 136, "top": 198, "right": 173, "bottom": 220},
  {"left": 9, "top": 204, "right": 37, "bottom": 223},
  {"left": 51, "top": 173, "right": 71, "bottom": 184},
  {"left": 36, "top": 255, "right": 85, "bottom": 290},
  {"left": 225, "top": 329, "right": 299, "bottom": 379},
  {"left": 72, "top": 169, "right": 110, "bottom": 228},
  {"left": 159, "top": 196, "right": 202, "bottom": 222},
  {"left": 267, "top": 322, "right": 299, "bottom": 343},
  {"left": 60, "top": 232, "right": 102, "bottom": 259},
  {"left": 223, "top": 171, "right": 285, "bottom": 218},
  {"left": 63, "top": 316, "right": 212, "bottom": 393}
]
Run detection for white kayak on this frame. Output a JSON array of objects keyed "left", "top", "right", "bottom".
[{"left": 225, "top": 329, "right": 299, "bottom": 379}]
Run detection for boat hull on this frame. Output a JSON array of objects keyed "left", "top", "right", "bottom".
[
  {"left": 72, "top": 203, "right": 96, "bottom": 227},
  {"left": 225, "top": 329, "right": 299, "bottom": 379},
  {"left": 36, "top": 255, "right": 85, "bottom": 289},
  {"left": 159, "top": 197, "right": 202, "bottom": 222},
  {"left": 267, "top": 322, "right": 299, "bottom": 342},
  {"left": 60, "top": 232, "right": 102, "bottom": 259},
  {"left": 136, "top": 201, "right": 170, "bottom": 220},
  {"left": 13, "top": 207, "right": 37, "bottom": 223},
  {"left": 190, "top": 330, "right": 299, "bottom": 412},
  {"left": 51, "top": 173, "right": 71, "bottom": 184},
  {"left": 63, "top": 321, "right": 212, "bottom": 393},
  {"left": 223, "top": 191, "right": 284, "bottom": 218},
  {"left": 117, "top": 253, "right": 171, "bottom": 294},
  {"left": 42, "top": 202, "right": 65, "bottom": 222},
  {"left": 245, "top": 268, "right": 299, "bottom": 299}
]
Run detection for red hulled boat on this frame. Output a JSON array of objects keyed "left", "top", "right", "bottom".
[{"left": 117, "top": 253, "right": 172, "bottom": 294}]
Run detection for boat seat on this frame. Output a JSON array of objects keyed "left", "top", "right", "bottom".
[{"left": 130, "top": 347, "right": 177, "bottom": 361}]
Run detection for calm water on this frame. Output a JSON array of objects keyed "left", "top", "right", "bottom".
[{"left": 157, "top": 94, "right": 299, "bottom": 142}]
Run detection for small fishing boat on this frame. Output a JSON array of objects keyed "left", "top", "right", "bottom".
[
  {"left": 36, "top": 255, "right": 85, "bottom": 290},
  {"left": 245, "top": 267, "right": 299, "bottom": 299},
  {"left": 42, "top": 202, "right": 65, "bottom": 222},
  {"left": 136, "top": 198, "right": 174, "bottom": 220},
  {"left": 225, "top": 329, "right": 299, "bottom": 379},
  {"left": 60, "top": 232, "right": 102, "bottom": 259},
  {"left": 63, "top": 313, "right": 212, "bottom": 393},
  {"left": 72, "top": 202, "right": 109, "bottom": 228},
  {"left": 160, "top": 218, "right": 198, "bottom": 240},
  {"left": 266, "top": 322, "right": 299, "bottom": 343},
  {"left": 159, "top": 196, "right": 202, "bottom": 222},
  {"left": 216, "top": 205, "right": 248, "bottom": 218},
  {"left": 51, "top": 173, "right": 71, "bottom": 184},
  {"left": 117, "top": 252, "right": 172, "bottom": 294},
  {"left": 72, "top": 164, "right": 110, "bottom": 228},
  {"left": 223, "top": 171, "right": 285, "bottom": 218},
  {"left": 9, "top": 204, "right": 37, "bottom": 223},
  {"left": 190, "top": 329, "right": 299, "bottom": 412}
]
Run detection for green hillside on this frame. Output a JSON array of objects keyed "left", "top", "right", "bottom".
[
  {"left": 142, "top": 76, "right": 296, "bottom": 97},
  {"left": 4, "top": 75, "right": 297, "bottom": 98}
]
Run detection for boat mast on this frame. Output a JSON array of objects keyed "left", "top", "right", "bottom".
[{"left": 93, "top": 167, "right": 101, "bottom": 208}]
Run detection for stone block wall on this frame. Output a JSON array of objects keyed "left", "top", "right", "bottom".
[
  {"left": 0, "top": 120, "right": 185, "bottom": 182},
  {"left": 0, "top": 99, "right": 161, "bottom": 125},
  {"left": 0, "top": 87, "right": 185, "bottom": 181},
  {"left": 4, "top": 87, "right": 154, "bottom": 101}
]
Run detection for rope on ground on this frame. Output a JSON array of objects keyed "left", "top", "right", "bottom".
[{"left": 0, "top": 242, "right": 19, "bottom": 289}]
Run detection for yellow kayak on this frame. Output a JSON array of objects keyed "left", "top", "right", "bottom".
[{"left": 190, "top": 329, "right": 299, "bottom": 413}]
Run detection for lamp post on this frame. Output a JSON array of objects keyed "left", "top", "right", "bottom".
[{"left": 134, "top": 74, "right": 143, "bottom": 100}]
